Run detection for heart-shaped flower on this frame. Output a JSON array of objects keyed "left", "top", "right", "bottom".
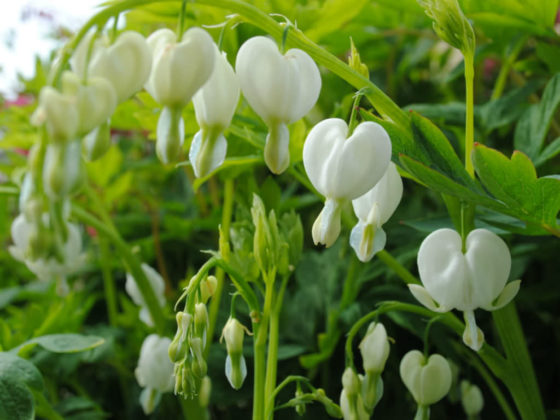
[
  {"left": 31, "top": 87, "right": 79, "bottom": 142},
  {"left": 399, "top": 350, "right": 452, "bottom": 406},
  {"left": 72, "top": 31, "right": 152, "bottom": 104},
  {"left": 236, "top": 36, "right": 321, "bottom": 174},
  {"left": 144, "top": 27, "right": 215, "bottom": 164},
  {"left": 303, "top": 118, "right": 391, "bottom": 247},
  {"left": 410, "top": 228, "right": 521, "bottom": 351},
  {"left": 61, "top": 71, "right": 117, "bottom": 136},
  {"left": 190, "top": 45, "right": 240, "bottom": 177},
  {"left": 350, "top": 162, "right": 403, "bottom": 261}
]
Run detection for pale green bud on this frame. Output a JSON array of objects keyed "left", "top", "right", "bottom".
[
  {"left": 43, "top": 140, "right": 84, "bottom": 199},
  {"left": 359, "top": 322, "right": 390, "bottom": 375},
  {"left": 194, "top": 303, "right": 209, "bottom": 342},
  {"left": 222, "top": 317, "right": 247, "bottom": 389},
  {"left": 199, "top": 376, "right": 212, "bottom": 407},
  {"left": 83, "top": 120, "right": 111, "bottom": 161},
  {"left": 169, "top": 312, "right": 192, "bottom": 363},
  {"left": 190, "top": 337, "right": 207, "bottom": 377},
  {"left": 460, "top": 380, "right": 483, "bottom": 416}
]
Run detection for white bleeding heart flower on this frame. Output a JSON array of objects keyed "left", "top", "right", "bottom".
[
  {"left": 9, "top": 214, "right": 83, "bottom": 281},
  {"left": 410, "top": 228, "right": 521, "bottom": 351},
  {"left": 350, "top": 162, "right": 403, "bottom": 262},
  {"left": 144, "top": 27, "right": 215, "bottom": 164},
  {"left": 31, "top": 87, "right": 79, "bottom": 142},
  {"left": 72, "top": 31, "right": 152, "bottom": 104},
  {"left": 135, "top": 334, "right": 174, "bottom": 414},
  {"left": 236, "top": 36, "right": 321, "bottom": 174},
  {"left": 303, "top": 118, "right": 392, "bottom": 247},
  {"left": 190, "top": 45, "right": 240, "bottom": 178},
  {"left": 61, "top": 71, "right": 117, "bottom": 136},
  {"left": 399, "top": 350, "right": 452, "bottom": 407},
  {"left": 125, "top": 263, "right": 166, "bottom": 327}
]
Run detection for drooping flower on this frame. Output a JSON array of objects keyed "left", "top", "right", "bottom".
[
  {"left": 9, "top": 214, "right": 83, "bottom": 281},
  {"left": 190, "top": 45, "right": 240, "bottom": 177},
  {"left": 31, "top": 86, "right": 79, "bottom": 142},
  {"left": 409, "top": 228, "right": 521, "bottom": 351},
  {"left": 72, "top": 31, "right": 152, "bottom": 104},
  {"left": 399, "top": 350, "right": 452, "bottom": 406},
  {"left": 222, "top": 317, "right": 248, "bottom": 390},
  {"left": 144, "top": 27, "right": 215, "bottom": 164},
  {"left": 339, "top": 368, "right": 369, "bottom": 420},
  {"left": 236, "top": 36, "right": 321, "bottom": 174},
  {"left": 350, "top": 162, "right": 402, "bottom": 262},
  {"left": 303, "top": 118, "right": 392, "bottom": 247},
  {"left": 125, "top": 263, "right": 167, "bottom": 326},
  {"left": 460, "top": 380, "right": 484, "bottom": 417},
  {"left": 135, "top": 334, "right": 174, "bottom": 414}
]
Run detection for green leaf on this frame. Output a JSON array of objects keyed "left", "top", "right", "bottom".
[
  {"left": 472, "top": 144, "right": 560, "bottom": 231},
  {"left": 305, "top": 0, "right": 369, "bottom": 41},
  {"left": 30, "top": 334, "right": 105, "bottom": 354},
  {"left": 0, "top": 352, "right": 43, "bottom": 391},
  {"left": 0, "top": 377, "right": 34, "bottom": 420},
  {"left": 535, "top": 137, "right": 560, "bottom": 167},
  {"left": 514, "top": 73, "right": 560, "bottom": 160}
]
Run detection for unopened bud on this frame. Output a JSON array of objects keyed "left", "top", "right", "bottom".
[
  {"left": 199, "top": 376, "right": 212, "bottom": 407},
  {"left": 169, "top": 312, "right": 192, "bottom": 363},
  {"left": 43, "top": 140, "right": 84, "bottom": 199},
  {"left": 156, "top": 106, "right": 184, "bottom": 164},
  {"left": 461, "top": 380, "right": 483, "bottom": 416},
  {"left": 194, "top": 303, "right": 209, "bottom": 341},
  {"left": 190, "top": 337, "right": 207, "bottom": 377},
  {"left": 311, "top": 198, "right": 342, "bottom": 248},
  {"left": 359, "top": 322, "right": 390, "bottom": 375},
  {"left": 200, "top": 275, "right": 218, "bottom": 303}
]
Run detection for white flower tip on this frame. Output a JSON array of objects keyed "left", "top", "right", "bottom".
[
  {"left": 311, "top": 200, "right": 341, "bottom": 248},
  {"left": 264, "top": 123, "right": 290, "bottom": 174},
  {"left": 462, "top": 311, "right": 485, "bottom": 351},
  {"left": 483, "top": 280, "right": 521, "bottom": 311},
  {"left": 408, "top": 284, "right": 449, "bottom": 312}
]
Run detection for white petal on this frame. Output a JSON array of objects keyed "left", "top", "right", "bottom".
[
  {"left": 193, "top": 48, "right": 240, "bottom": 129},
  {"left": 481, "top": 279, "right": 521, "bottom": 311},
  {"left": 189, "top": 129, "right": 228, "bottom": 178},
  {"left": 417, "top": 228, "right": 473, "bottom": 311},
  {"left": 465, "top": 229, "right": 511, "bottom": 308},
  {"left": 407, "top": 284, "right": 449, "bottom": 312},
  {"left": 303, "top": 118, "right": 348, "bottom": 196},
  {"left": 283, "top": 48, "right": 321, "bottom": 122},
  {"left": 352, "top": 162, "right": 403, "bottom": 224},
  {"left": 349, "top": 222, "right": 386, "bottom": 262}
]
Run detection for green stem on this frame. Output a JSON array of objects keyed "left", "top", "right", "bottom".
[
  {"left": 71, "top": 204, "right": 167, "bottom": 335},
  {"left": 206, "top": 178, "right": 235, "bottom": 356},
  {"left": 414, "top": 405, "right": 430, "bottom": 420},
  {"left": 376, "top": 250, "right": 420, "bottom": 285},
  {"left": 464, "top": 51, "right": 475, "bottom": 178},
  {"left": 491, "top": 36, "right": 526, "bottom": 100},
  {"left": 50, "top": 0, "right": 410, "bottom": 131},
  {"left": 264, "top": 274, "right": 289, "bottom": 418},
  {"left": 180, "top": 397, "right": 209, "bottom": 420},
  {"left": 493, "top": 303, "right": 546, "bottom": 420},
  {"left": 253, "top": 278, "right": 273, "bottom": 420},
  {"left": 100, "top": 238, "right": 118, "bottom": 326}
]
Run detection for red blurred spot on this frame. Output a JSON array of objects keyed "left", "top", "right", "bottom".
[{"left": 86, "top": 226, "right": 98, "bottom": 238}]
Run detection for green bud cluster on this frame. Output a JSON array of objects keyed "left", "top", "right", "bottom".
[
  {"left": 170, "top": 276, "right": 216, "bottom": 398},
  {"left": 418, "top": 0, "right": 475, "bottom": 55}
]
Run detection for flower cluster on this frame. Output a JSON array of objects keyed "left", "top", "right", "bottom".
[
  {"left": 169, "top": 275, "right": 216, "bottom": 398},
  {"left": 340, "top": 322, "right": 390, "bottom": 419}
]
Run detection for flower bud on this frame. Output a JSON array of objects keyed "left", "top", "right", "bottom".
[
  {"left": 222, "top": 317, "right": 247, "bottom": 389},
  {"left": 73, "top": 31, "right": 152, "bottom": 103},
  {"left": 191, "top": 45, "right": 240, "bottom": 177},
  {"left": 303, "top": 119, "right": 392, "bottom": 247},
  {"left": 190, "top": 336, "right": 207, "bottom": 377},
  {"left": 314, "top": 388, "right": 343, "bottom": 418},
  {"left": 460, "top": 380, "right": 484, "bottom": 416},
  {"left": 350, "top": 162, "right": 403, "bottom": 262},
  {"left": 194, "top": 303, "right": 209, "bottom": 341},
  {"left": 168, "top": 311, "right": 192, "bottom": 363},
  {"left": 43, "top": 140, "right": 84, "bottom": 199},
  {"left": 155, "top": 106, "right": 185, "bottom": 164},
  {"left": 399, "top": 350, "right": 452, "bottom": 406},
  {"left": 419, "top": 0, "right": 475, "bottom": 55},
  {"left": 236, "top": 36, "right": 321, "bottom": 174},
  {"left": 361, "top": 372, "right": 384, "bottom": 413},
  {"left": 200, "top": 275, "right": 218, "bottom": 303},
  {"left": 199, "top": 376, "right": 212, "bottom": 407},
  {"left": 340, "top": 388, "right": 369, "bottom": 420},
  {"left": 359, "top": 322, "right": 390, "bottom": 375}
]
